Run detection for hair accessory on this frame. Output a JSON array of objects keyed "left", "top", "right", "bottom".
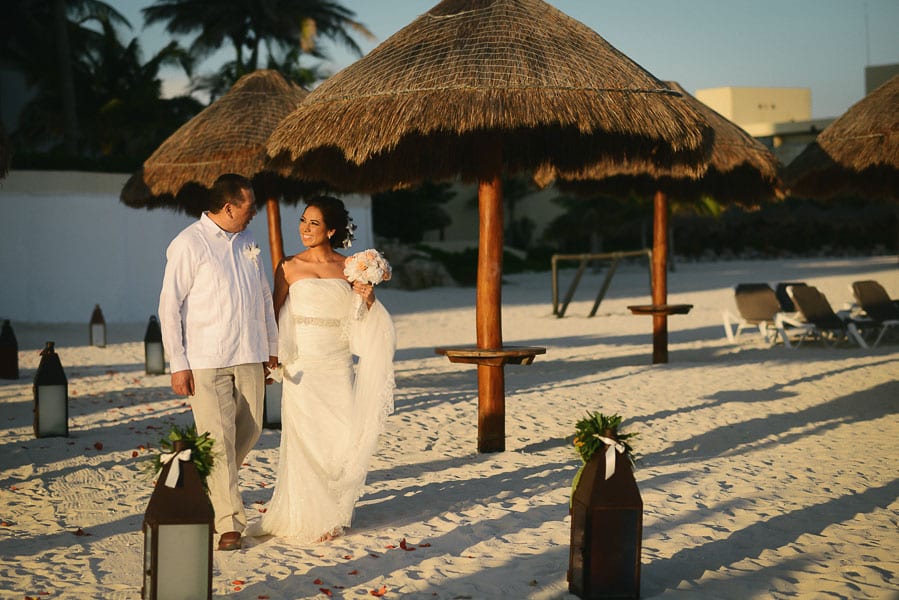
[{"left": 343, "top": 221, "right": 357, "bottom": 248}]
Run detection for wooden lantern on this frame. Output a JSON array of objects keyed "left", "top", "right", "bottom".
[
  {"left": 143, "top": 316, "right": 165, "bottom": 375},
  {"left": 569, "top": 443, "right": 643, "bottom": 599},
  {"left": 0, "top": 319, "right": 18, "bottom": 380},
  {"left": 142, "top": 440, "right": 213, "bottom": 600},
  {"left": 33, "top": 341, "right": 68, "bottom": 438},
  {"left": 89, "top": 304, "right": 107, "bottom": 348},
  {"left": 262, "top": 380, "right": 282, "bottom": 429}
]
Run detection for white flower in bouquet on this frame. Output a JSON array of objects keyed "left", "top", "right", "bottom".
[
  {"left": 344, "top": 249, "right": 392, "bottom": 285},
  {"left": 344, "top": 249, "right": 392, "bottom": 318}
]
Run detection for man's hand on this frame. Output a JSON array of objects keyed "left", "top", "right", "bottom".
[{"left": 171, "top": 369, "right": 194, "bottom": 396}]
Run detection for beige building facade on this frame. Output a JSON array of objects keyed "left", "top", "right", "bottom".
[{"left": 694, "top": 86, "right": 833, "bottom": 167}]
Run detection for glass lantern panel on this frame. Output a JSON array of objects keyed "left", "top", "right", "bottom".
[
  {"left": 91, "top": 323, "right": 106, "bottom": 346},
  {"left": 157, "top": 523, "right": 209, "bottom": 600},
  {"left": 143, "top": 524, "right": 154, "bottom": 599},
  {"left": 146, "top": 343, "right": 165, "bottom": 374},
  {"left": 265, "top": 381, "right": 282, "bottom": 423},
  {"left": 37, "top": 385, "right": 67, "bottom": 436}
]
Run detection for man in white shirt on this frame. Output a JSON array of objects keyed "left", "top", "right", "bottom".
[{"left": 158, "top": 173, "right": 278, "bottom": 551}]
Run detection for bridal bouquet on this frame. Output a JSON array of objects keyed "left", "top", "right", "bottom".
[{"left": 344, "top": 249, "right": 392, "bottom": 318}]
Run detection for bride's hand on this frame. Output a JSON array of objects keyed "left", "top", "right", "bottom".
[{"left": 352, "top": 281, "right": 375, "bottom": 308}]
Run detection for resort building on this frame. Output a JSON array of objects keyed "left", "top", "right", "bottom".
[{"left": 694, "top": 86, "right": 832, "bottom": 166}]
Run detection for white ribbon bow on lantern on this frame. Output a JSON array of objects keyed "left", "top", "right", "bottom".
[
  {"left": 159, "top": 448, "right": 192, "bottom": 488},
  {"left": 594, "top": 435, "right": 626, "bottom": 480}
]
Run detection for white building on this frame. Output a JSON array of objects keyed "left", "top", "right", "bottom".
[{"left": 0, "top": 171, "right": 373, "bottom": 323}]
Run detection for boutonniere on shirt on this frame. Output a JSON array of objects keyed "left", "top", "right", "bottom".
[{"left": 243, "top": 243, "right": 261, "bottom": 263}]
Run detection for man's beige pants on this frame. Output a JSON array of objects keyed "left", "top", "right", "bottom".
[{"left": 190, "top": 363, "right": 264, "bottom": 535}]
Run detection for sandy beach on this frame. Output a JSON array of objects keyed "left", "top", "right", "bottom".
[{"left": 2, "top": 256, "right": 897, "bottom": 599}]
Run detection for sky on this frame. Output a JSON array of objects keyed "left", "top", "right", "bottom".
[{"left": 111, "top": 0, "right": 899, "bottom": 120}]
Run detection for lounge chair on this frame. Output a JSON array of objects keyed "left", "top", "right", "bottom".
[
  {"left": 722, "top": 283, "right": 804, "bottom": 343},
  {"left": 850, "top": 280, "right": 899, "bottom": 347},
  {"left": 774, "top": 281, "right": 807, "bottom": 312},
  {"left": 782, "top": 285, "right": 867, "bottom": 348}
]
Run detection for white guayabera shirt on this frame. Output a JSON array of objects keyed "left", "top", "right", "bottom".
[{"left": 158, "top": 212, "right": 278, "bottom": 373}]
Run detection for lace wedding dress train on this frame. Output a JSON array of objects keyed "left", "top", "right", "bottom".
[{"left": 250, "top": 279, "right": 395, "bottom": 541}]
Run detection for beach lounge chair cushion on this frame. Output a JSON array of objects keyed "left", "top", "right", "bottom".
[
  {"left": 786, "top": 285, "right": 867, "bottom": 348},
  {"left": 723, "top": 283, "right": 782, "bottom": 342},
  {"left": 851, "top": 280, "right": 899, "bottom": 347}
]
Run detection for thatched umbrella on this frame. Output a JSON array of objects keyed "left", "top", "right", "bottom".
[
  {"left": 553, "top": 81, "right": 784, "bottom": 363},
  {"left": 556, "top": 81, "right": 783, "bottom": 205},
  {"left": 267, "top": 0, "right": 713, "bottom": 452},
  {"left": 785, "top": 74, "right": 899, "bottom": 201},
  {"left": 120, "top": 69, "right": 312, "bottom": 269}
]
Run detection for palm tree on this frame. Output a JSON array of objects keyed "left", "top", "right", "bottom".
[
  {"left": 81, "top": 21, "right": 198, "bottom": 162},
  {"left": 8, "top": 9, "right": 200, "bottom": 170},
  {"left": 3, "top": 0, "right": 131, "bottom": 154},
  {"left": 143, "top": 0, "right": 374, "bottom": 92}
]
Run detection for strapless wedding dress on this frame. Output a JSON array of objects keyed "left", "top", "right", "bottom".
[{"left": 251, "top": 279, "right": 395, "bottom": 541}]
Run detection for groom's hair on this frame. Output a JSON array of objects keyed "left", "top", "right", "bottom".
[{"left": 209, "top": 174, "right": 253, "bottom": 213}]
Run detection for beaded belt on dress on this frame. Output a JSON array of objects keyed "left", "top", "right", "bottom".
[{"left": 294, "top": 315, "right": 341, "bottom": 328}]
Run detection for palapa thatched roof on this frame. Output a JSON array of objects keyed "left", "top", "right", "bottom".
[
  {"left": 553, "top": 81, "right": 784, "bottom": 206},
  {"left": 266, "top": 0, "right": 713, "bottom": 193},
  {"left": 785, "top": 74, "right": 899, "bottom": 201},
  {"left": 121, "top": 69, "right": 312, "bottom": 216}
]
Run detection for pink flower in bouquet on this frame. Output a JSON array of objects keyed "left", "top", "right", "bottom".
[{"left": 344, "top": 249, "right": 392, "bottom": 285}]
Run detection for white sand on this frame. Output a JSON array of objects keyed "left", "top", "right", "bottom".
[{"left": 2, "top": 257, "right": 897, "bottom": 599}]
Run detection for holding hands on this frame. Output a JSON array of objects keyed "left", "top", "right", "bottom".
[{"left": 352, "top": 281, "right": 375, "bottom": 308}]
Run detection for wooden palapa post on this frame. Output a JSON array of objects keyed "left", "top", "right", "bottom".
[
  {"left": 477, "top": 139, "right": 505, "bottom": 452},
  {"left": 266, "top": 198, "right": 285, "bottom": 273},
  {"left": 434, "top": 144, "right": 545, "bottom": 452},
  {"left": 627, "top": 189, "right": 691, "bottom": 362},
  {"left": 651, "top": 190, "right": 669, "bottom": 364}
]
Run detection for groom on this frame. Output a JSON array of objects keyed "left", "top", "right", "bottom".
[{"left": 158, "top": 173, "right": 278, "bottom": 551}]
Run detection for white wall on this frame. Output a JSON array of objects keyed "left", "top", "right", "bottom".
[{"left": 0, "top": 171, "right": 372, "bottom": 323}]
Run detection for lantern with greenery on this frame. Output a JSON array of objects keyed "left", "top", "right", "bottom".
[
  {"left": 568, "top": 412, "right": 641, "bottom": 599},
  {"left": 142, "top": 425, "right": 215, "bottom": 600}
]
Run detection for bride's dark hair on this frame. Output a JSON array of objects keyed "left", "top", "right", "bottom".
[{"left": 304, "top": 196, "right": 356, "bottom": 249}]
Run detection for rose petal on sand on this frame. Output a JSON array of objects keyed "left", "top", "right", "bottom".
[
  {"left": 319, "top": 589, "right": 332, "bottom": 597},
  {"left": 370, "top": 585, "right": 387, "bottom": 597}
]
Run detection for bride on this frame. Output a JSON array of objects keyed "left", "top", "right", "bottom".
[{"left": 252, "top": 196, "right": 395, "bottom": 542}]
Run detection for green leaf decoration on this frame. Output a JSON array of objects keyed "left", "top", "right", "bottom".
[
  {"left": 146, "top": 424, "right": 216, "bottom": 493},
  {"left": 570, "top": 412, "right": 637, "bottom": 506}
]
